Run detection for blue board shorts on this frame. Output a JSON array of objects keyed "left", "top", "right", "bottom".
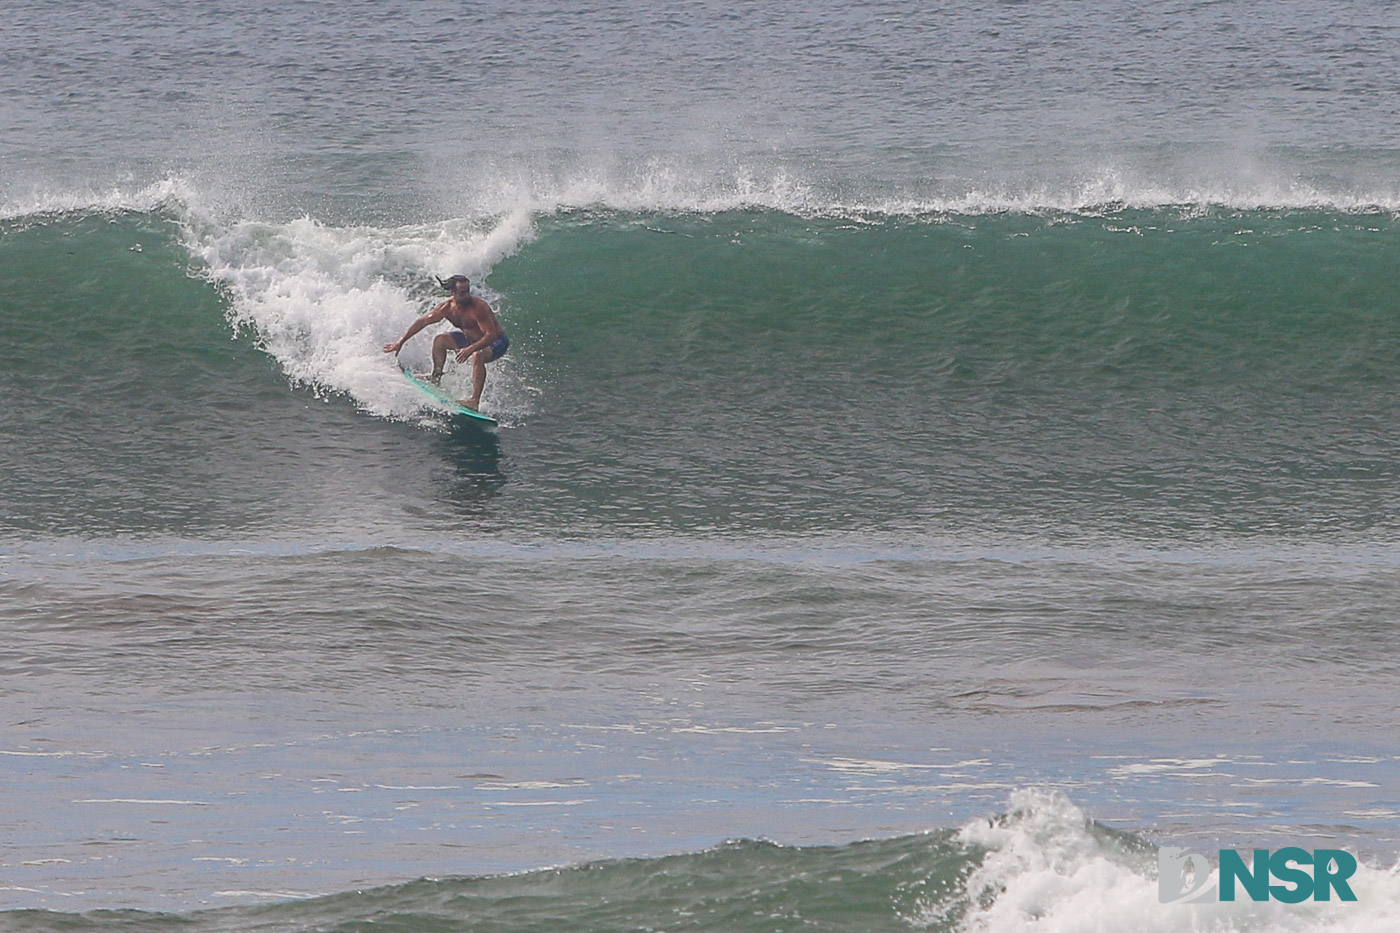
[{"left": 450, "top": 331, "right": 509, "bottom": 361}]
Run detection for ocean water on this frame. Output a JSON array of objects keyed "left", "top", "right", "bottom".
[{"left": 4, "top": 1, "right": 1400, "bottom": 930}]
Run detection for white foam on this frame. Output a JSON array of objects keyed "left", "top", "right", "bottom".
[
  {"left": 177, "top": 205, "right": 539, "bottom": 423},
  {"left": 928, "top": 788, "right": 1400, "bottom": 933}
]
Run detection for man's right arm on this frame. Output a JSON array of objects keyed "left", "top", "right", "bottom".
[{"left": 383, "top": 302, "right": 446, "bottom": 353}]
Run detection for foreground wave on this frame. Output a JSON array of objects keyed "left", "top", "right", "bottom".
[{"left": 5, "top": 792, "right": 1394, "bottom": 932}]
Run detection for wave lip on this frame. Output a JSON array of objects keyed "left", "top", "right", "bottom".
[
  {"left": 869, "top": 172, "right": 1400, "bottom": 217},
  {"left": 15, "top": 158, "right": 1393, "bottom": 227},
  {"left": 432, "top": 156, "right": 1400, "bottom": 218},
  {"left": 0, "top": 177, "right": 205, "bottom": 223},
  {"left": 6, "top": 164, "right": 1398, "bottom": 435}
]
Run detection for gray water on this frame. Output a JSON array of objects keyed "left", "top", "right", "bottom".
[
  {"left": 6, "top": 0, "right": 1400, "bottom": 217},
  {"left": 3, "top": 0, "right": 1400, "bottom": 925}
]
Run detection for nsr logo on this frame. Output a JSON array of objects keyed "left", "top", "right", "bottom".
[{"left": 1159, "top": 847, "right": 1358, "bottom": 904}]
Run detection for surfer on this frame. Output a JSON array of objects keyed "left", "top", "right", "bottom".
[{"left": 383, "top": 275, "right": 509, "bottom": 411}]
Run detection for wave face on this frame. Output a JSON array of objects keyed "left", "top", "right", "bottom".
[{"left": 4, "top": 193, "right": 1400, "bottom": 543}]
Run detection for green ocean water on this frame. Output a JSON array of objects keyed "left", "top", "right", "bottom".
[
  {"left": 5, "top": 205, "right": 1400, "bottom": 543},
  {"left": 1, "top": 833, "right": 978, "bottom": 933}
]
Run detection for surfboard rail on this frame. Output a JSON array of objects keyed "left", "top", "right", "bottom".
[{"left": 400, "top": 366, "right": 498, "bottom": 426}]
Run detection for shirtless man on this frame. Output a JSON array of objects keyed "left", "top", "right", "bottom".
[{"left": 383, "top": 275, "right": 509, "bottom": 410}]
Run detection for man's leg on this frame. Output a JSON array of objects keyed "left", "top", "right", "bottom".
[
  {"left": 466, "top": 349, "right": 489, "bottom": 410},
  {"left": 429, "top": 334, "right": 453, "bottom": 382}
]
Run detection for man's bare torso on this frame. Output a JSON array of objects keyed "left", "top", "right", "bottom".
[{"left": 442, "top": 294, "right": 497, "bottom": 340}]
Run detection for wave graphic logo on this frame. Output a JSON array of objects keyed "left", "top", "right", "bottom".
[
  {"left": 1159, "top": 846, "right": 1360, "bottom": 904},
  {"left": 1158, "top": 847, "right": 1218, "bottom": 904}
]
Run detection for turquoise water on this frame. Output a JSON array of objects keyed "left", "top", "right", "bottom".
[
  {"left": 3, "top": 2, "right": 1400, "bottom": 930},
  {"left": 6, "top": 206, "right": 1400, "bottom": 542}
]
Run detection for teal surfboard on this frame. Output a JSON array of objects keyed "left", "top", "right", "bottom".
[{"left": 401, "top": 367, "right": 498, "bottom": 427}]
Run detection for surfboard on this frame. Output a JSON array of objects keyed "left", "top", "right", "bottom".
[{"left": 401, "top": 367, "right": 498, "bottom": 427}]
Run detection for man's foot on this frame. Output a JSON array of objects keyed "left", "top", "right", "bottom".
[
  {"left": 458, "top": 398, "right": 480, "bottom": 411},
  {"left": 416, "top": 370, "right": 444, "bottom": 385}
]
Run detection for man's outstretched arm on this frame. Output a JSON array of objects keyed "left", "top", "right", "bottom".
[{"left": 384, "top": 303, "right": 447, "bottom": 353}]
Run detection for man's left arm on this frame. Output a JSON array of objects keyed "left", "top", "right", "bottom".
[{"left": 455, "top": 310, "right": 504, "bottom": 360}]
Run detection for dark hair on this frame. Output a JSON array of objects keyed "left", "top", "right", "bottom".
[{"left": 437, "top": 274, "right": 470, "bottom": 291}]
